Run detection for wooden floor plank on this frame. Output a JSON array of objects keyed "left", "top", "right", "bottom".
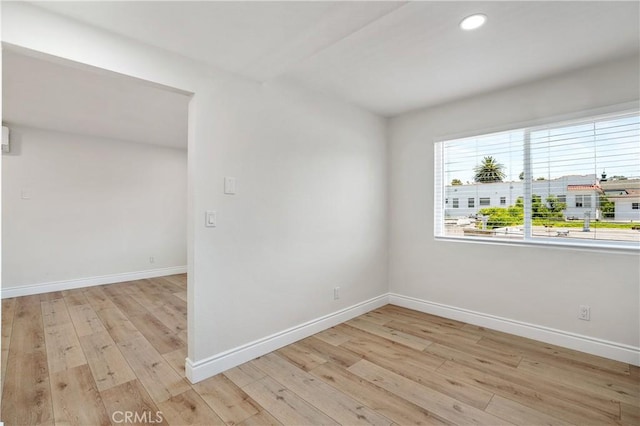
[
  {"left": 147, "top": 301, "right": 188, "bottom": 339},
  {"left": 621, "top": 401, "right": 640, "bottom": 426},
  {"left": 158, "top": 274, "right": 187, "bottom": 291},
  {"left": 4, "top": 298, "right": 39, "bottom": 354},
  {"left": 158, "top": 388, "right": 226, "bottom": 426},
  {"left": 1, "top": 296, "right": 53, "bottom": 426},
  {"left": 117, "top": 335, "right": 191, "bottom": 404},
  {"left": 224, "top": 363, "right": 268, "bottom": 388},
  {"left": 423, "top": 336, "right": 523, "bottom": 368},
  {"left": 173, "top": 290, "right": 188, "bottom": 302},
  {"left": 193, "top": 373, "right": 261, "bottom": 424},
  {"left": 237, "top": 409, "right": 283, "bottom": 426},
  {"left": 107, "top": 291, "right": 150, "bottom": 318},
  {"left": 163, "top": 347, "right": 187, "bottom": 377},
  {"left": 95, "top": 306, "right": 143, "bottom": 343},
  {"left": 349, "top": 359, "right": 511, "bottom": 425},
  {"left": 339, "top": 331, "right": 445, "bottom": 373},
  {"left": 343, "top": 335, "right": 493, "bottom": 409},
  {"left": 162, "top": 274, "right": 187, "bottom": 290},
  {"left": 252, "top": 353, "right": 393, "bottom": 425},
  {"left": 436, "top": 359, "right": 620, "bottom": 425},
  {"left": 276, "top": 341, "right": 328, "bottom": 372},
  {"left": 335, "top": 322, "right": 439, "bottom": 360},
  {"left": 442, "top": 344, "right": 626, "bottom": 420},
  {"left": 386, "top": 318, "right": 484, "bottom": 347},
  {"left": 68, "top": 303, "right": 107, "bottom": 337},
  {"left": 43, "top": 323, "right": 87, "bottom": 373},
  {"left": 313, "top": 326, "right": 351, "bottom": 346},
  {"left": 101, "top": 379, "right": 168, "bottom": 426},
  {"left": 39, "top": 291, "right": 64, "bottom": 303},
  {"left": 477, "top": 335, "right": 632, "bottom": 377},
  {"left": 115, "top": 285, "right": 187, "bottom": 344},
  {"left": 296, "top": 335, "right": 362, "bottom": 368},
  {"left": 1, "top": 298, "right": 17, "bottom": 396},
  {"left": 79, "top": 330, "right": 137, "bottom": 391},
  {"left": 242, "top": 376, "right": 339, "bottom": 426},
  {"left": 426, "top": 342, "right": 518, "bottom": 372},
  {"left": 517, "top": 358, "right": 639, "bottom": 405},
  {"left": 485, "top": 395, "right": 574, "bottom": 426},
  {"left": 346, "top": 317, "right": 432, "bottom": 351},
  {"left": 377, "top": 305, "right": 467, "bottom": 329},
  {"left": 1, "top": 351, "right": 54, "bottom": 425},
  {"left": 310, "top": 361, "right": 451, "bottom": 425},
  {"left": 465, "top": 324, "right": 630, "bottom": 375},
  {"left": 41, "top": 299, "right": 72, "bottom": 328},
  {"left": 61, "top": 288, "right": 89, "bottom": 307},
  {"left": 359, "top": 310, "right": 394, "bottom": 325},
  {"left": 50, "top": 364, "right": 111, "bottom": 425},
  {"left": 128, "top": 312, "right": 185, "bottom": 355},
  {"left": 84, "top": 286, "right": 119, "bottom": 311},
  {"left": 123, "top": 281, "right": 167, "bottom": 309},
  {"left": 150, "top": 276, "right": 185, "bottom": 294}
]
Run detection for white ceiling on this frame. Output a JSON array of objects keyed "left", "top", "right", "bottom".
[
  {"left": 30, "top": 0, "right": 640, "bottom": 117},
  {"left": 3, "top": 1, "right": 638, "bottom": 147},
  {"left": 2, "top": 49, "right": 190, "bottom": 148}
]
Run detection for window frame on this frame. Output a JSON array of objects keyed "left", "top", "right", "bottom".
[{"left": 434, "top": 103, "right": 640, "bottom": 252}]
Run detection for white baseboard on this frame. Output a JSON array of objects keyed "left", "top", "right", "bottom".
[
  {"left": 1, "top": 266, "right": 187, "bottom": 299},
  {"left": 389, "top": 293, "right": 640, "bottom": 366},
  {"left": 185, "top": 293, "right": 389, "bottom": 383}
]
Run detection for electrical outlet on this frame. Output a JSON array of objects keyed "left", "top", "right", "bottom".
[
  {"left": 149, "top": 256, "right": 155, "bottom": 264},
  {"left": 578, "top": 305, "right": 590, "bottom": 321},
  {"left": 334, "top": 287, "right": 340, "bottom": 300}
]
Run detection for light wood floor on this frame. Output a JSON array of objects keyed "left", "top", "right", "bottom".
[{"left": 1, "top": 275, "right": 638, "bottom": 425}]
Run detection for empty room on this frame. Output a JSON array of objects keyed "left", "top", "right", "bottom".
[{"left": 1, "top": 1, "right": 639, "bottom": 425}]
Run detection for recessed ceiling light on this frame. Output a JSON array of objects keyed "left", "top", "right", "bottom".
[{"left": 460, "top": 14, "right": 487, "bottom": 31}]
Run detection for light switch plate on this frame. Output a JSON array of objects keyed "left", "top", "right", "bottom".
[
  {"left": 224, "top": 177, "right": 236, "bottom": 194},
  {"left": 205, "top": 211, "right": 216, "bottom": 227}
]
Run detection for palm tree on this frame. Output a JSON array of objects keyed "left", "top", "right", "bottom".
[{"left": 474, "top": 156, "right": 506, "bottom": 183}]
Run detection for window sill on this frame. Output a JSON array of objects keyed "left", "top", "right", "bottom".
[{"left": 435, "top": 234, "right": 640, "bottom": 254}]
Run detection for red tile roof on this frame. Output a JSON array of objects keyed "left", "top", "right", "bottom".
[{"left": 567, "top": 184, "right": 601, "bottom": 191}]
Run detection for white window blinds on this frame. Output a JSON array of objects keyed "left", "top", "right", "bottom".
[{"left": 434, "top": 109, "right": 640, "bottom": 249}]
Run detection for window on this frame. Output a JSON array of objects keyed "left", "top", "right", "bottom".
[
  {"left": 575, "top": 195, "right": 591, "bottom": 209},
  {"left": 452, "top": 198, "right": 459, "bottom": 208},
  {"left": 435, "top": 109, "right": 639, "bottom": 249}
]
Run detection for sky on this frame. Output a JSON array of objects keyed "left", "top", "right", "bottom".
[{"left": 444, "top": 114, "right": 640, "bottom": 185}]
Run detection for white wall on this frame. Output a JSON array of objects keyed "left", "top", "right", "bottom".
[
  {"left": 189, "top": 78, "right": 388, "bottom": 363},
  {"left": 2, "top": 126, "right": 187, "bottom": 291},
  {"left": 389, "top": 56, "right": 640, "bottom": 351},
  {"left": 2, "top": 2, "right": 389, "bottom": 379}
]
